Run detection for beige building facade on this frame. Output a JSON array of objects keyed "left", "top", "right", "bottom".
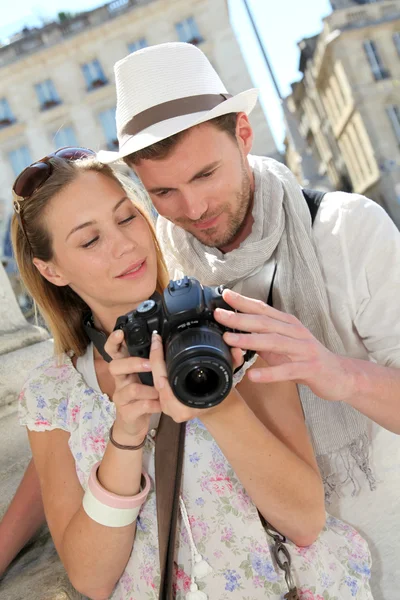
[
  {"left": 0, "top": 0, "right": 279, "bottom": 245},
  {"left": 285, "top": 0, "right": 400, "bottom": 228}
]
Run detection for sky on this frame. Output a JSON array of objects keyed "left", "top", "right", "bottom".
[{"left": 0, "top": 0, "right": 333, "bottom": 150}]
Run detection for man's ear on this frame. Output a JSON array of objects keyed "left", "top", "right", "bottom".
[
  {"left": 32, "top": 258, "right": 70, "bottom": 287},
  {"left": 235, "top": 112, "right": 254, "bottom": 155}
]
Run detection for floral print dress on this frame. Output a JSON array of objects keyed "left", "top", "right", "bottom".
[{"left": 19, "top": 353, "right": 374, "bottom": 600}]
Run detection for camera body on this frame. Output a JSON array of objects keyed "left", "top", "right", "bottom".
[{"left": 114, "top": 276, "right": 239, "bottom": 408}]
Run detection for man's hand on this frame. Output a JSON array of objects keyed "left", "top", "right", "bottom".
[{"left": 215, "top": 289, "right": 355, "bottom": 403}]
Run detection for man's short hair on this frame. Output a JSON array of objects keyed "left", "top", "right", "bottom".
[{"left": 124, "top": 112, "right": 238, "bottom": 166}]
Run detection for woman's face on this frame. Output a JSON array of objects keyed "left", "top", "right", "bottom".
[{"left": 34, "top": 170, "right": 158, "bottom": 330}]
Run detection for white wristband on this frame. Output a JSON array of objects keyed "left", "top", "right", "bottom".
[
  {"left": 83, "top": 487, "right": 141, "bottom": 527},
  {"left": 82, "top": 462, "right": 151, "bottom": 527}
]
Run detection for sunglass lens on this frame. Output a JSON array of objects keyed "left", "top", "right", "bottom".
[
  {"left": 55, "top": 147, "right": 96, "bottom": 160},
  {"left": 13, "top": 162, "right": 51, "bottom": 198}
]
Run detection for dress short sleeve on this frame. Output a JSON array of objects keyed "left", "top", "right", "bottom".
[{"left": 19, "top": 354, "right": 73, "bottom": 433}]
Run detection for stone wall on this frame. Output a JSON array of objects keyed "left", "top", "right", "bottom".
[{"left": 0, "top": 263, "right": 84, "bottom": 599}]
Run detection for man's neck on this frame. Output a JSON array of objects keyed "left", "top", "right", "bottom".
[
  {"left": 218, "top": 161, "right": 255, "bottom": 254},
  {"left": 218, "top": 193, "right": 255, "bottom": 254}
]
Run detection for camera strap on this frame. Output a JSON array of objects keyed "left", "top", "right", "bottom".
[
  {"left": 82, "top": 312, "right": 113, "bottom": 363},
  {"left": 155, "top": 414, "right": 186, "bottom": 600}
]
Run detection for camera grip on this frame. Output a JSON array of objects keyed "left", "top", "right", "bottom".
[{"left": 139, "top": 371, "right": 154, "bottom": 387}]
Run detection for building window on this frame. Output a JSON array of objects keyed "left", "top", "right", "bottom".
[
  {"left": 35, "top": 79, "right": 61, "bottom": 111},
  {"left": 363, "top": 40, "right": 389, "bottom": 81},
  {"left": 386, "top": 105, "right": 400, "bottom": 144},
  {"left": 8, "top": 146, "right": 32, "bottom": 177},
  {"left": 128, "top": 38, "right": 147, "bottom": 53},
  {"left": 393, "top": 32, "right": 400, "bottom": 57},
  {"left": 82, "top": 59, "right": 108, "bottom": 91},
  {"left": 53, "top": 126, "right": 78, "bottom": 149},
  {"left": 0, "top": 98, "right": 15, "bottom": 129},
  {"left": 99, "top": 108, "right": 118, "bottom": 150},
  {"left": 176, "top": 17, "right": 203, "bottom": 45}
]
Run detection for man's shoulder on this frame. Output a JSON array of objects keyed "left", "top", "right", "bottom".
[{"left": 315, "top": 191, "right": 390, "bottom": 234}]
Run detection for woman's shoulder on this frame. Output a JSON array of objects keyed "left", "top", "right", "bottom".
[
  {"left": 23, "top": 352, "right": 76, "bottom": 388},
  {"left": 19, "top": 352, "right": 83, "bottom": 432}
]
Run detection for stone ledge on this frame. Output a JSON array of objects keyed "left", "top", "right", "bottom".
[
  {"left": 0, "top": 526, "right": 85, "bottom": 600},
  {"left": 0, "top": 340, "right": 54, "bottom": 412},
  {"left": 0, "top": 397, "right": 85, "bottom": 600},
  {"left": 0, "top": 326, "right": 50, "bottom": 357}
]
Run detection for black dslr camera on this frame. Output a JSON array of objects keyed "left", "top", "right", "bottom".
[{"left": 115, "top": 276, "right": 247, "bottom": 409}]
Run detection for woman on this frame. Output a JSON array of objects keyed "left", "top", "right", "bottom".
[{"left": 7, "top": 148, "right": 372, "bottom": 599}]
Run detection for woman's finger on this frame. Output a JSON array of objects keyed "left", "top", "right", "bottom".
[
  {"left": 114, "top": 381, "right": 160, "bottom": 406},
  {"left": 104, "top": 329, "right": 129, "bottom": 360},
  {"left": 149, "top": 332, "right": 169, "bottom": 391},
  {"left": 230, "top": 347, "right": 245, "bottom": 371},
  {"left": 109, "top": 356, "right": 151, "bottom": 378},
  {"left": 118, "top": 399, "right": 162, "bottom": 420}
]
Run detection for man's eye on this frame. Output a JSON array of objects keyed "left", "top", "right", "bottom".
[
  {"left": 156, "top": 190, "right": 171, "bottom": 198},
  {"left": 200, "top": 170, "right": 214, "bottom": 178},
  {"left": 82, "top": 236, "right": 99, "bottom": 248}
]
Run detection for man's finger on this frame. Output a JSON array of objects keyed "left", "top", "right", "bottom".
[
  {"left": 222, "top": 289, "right": 295, "bottom": 324},
  {"left": 215, "top": 308, "right": 306, "bottom": 339},
  {"left": 223, "top": 331, "right": 308, "bottom": 358},
  {"left": 104, "top": 329, "right": 129, "bottom": 360},
  {"left": 247, "top": 361, "right": 309, "bottom": 384}
]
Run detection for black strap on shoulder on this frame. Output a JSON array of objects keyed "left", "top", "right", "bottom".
[
  {"left": 267, "top": 188, "right": 326, "bottom": 307},
  {"left": 82, "top": 312, "right": 112, "bottom": 363},
  {"left": 301, "top": 188, "right": 326, "bottom": 225}
]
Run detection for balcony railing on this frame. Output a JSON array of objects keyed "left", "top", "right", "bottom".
[
  {"left": 326, "top": 1, "right": 400, "bottom": 32},
  {"left": 39, "top": 99, "right": 62, "bottom": 111},
  {"left": 87, "top": 78, "right": 109, "bottom": 91},
  {"left": 0, "top": 117, "right": 16, "bottom": 129}
]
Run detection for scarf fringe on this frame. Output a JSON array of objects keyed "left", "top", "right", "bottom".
[{"left": 317, "top": 432, "right": 377, "bottom": 504}]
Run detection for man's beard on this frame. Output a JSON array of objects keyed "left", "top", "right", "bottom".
[{"left": 174, "top": 164, "right": 252, "bottom": 249}]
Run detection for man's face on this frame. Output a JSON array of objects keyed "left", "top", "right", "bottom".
[{"left": 133, "top": 119, "right": 254, "bottom": 249}]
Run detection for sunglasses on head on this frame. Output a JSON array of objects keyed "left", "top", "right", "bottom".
[
  {"left": 12, "top": 146, "right": 96, "bottom": 244},
  {"left": 13, "top": 146, "right": 96, "bottom": 207}
]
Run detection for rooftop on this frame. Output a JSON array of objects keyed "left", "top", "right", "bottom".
[{"left": 0, "top": 0, "right": 154, "bottom": 69}]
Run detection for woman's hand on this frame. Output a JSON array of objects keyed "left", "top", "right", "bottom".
[
  {"left": 149, "top": 332, "right": 243, "bottom": 423},
  {"left": 104, "top": 329, "right": 162, "bottom": 443}
]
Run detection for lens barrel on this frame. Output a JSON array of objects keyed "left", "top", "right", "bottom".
[{"left": 165, "top": 326, "right": 233, "bottom": 408}]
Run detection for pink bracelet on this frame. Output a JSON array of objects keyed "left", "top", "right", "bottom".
[{"left": 88, "top": 461, "right": 151, "bottom": 509}]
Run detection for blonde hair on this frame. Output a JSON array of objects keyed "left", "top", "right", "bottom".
[{"left": 11, "top": 157, "right": 169, "bottom": 357}]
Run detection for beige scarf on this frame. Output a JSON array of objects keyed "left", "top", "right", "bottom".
[{"left": 156, "top": 155, "right": 376, "bottom": 499}]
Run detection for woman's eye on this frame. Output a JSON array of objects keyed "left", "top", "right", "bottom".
[
  {"left": 200, "top": 170, "right": 214, "bottom": 178},
  {"left": 81, "top": 236, "right": 99, "bottom": 248},
  {"left": 119, "top": 215, "right": 136, "bottom": 225},
  {"left": 156, "top": 190, "right": 171, "bottom": 198}
]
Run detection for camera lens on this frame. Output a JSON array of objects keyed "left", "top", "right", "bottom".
[
  {"left": 165, "top": 326, "right": 233, "bottom": 408},
  {"left": 185, "top": 367, "right": 219, "bottom": 397}
]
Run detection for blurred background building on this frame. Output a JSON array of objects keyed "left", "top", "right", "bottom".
[
  {"left": 285, "top": 0, "right": 400, "bottom": 227},
  {"left": 2, "top": 0, "right": 400, "bottom": 287},
  {"left": 0, "top": 0, "right": 280, "bottom": 257}
]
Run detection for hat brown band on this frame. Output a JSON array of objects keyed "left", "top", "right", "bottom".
[{"left": 120, "top": 93, "right": 233, "bottom": 145}]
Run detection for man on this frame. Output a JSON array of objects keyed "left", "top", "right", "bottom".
[{"left": 98, "top": 42, "right": 400, "bottom": 598}]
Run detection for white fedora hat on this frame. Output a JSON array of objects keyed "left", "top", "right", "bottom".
[{"left": 97, "top": 42, "right": 259, "bottom": 164}]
